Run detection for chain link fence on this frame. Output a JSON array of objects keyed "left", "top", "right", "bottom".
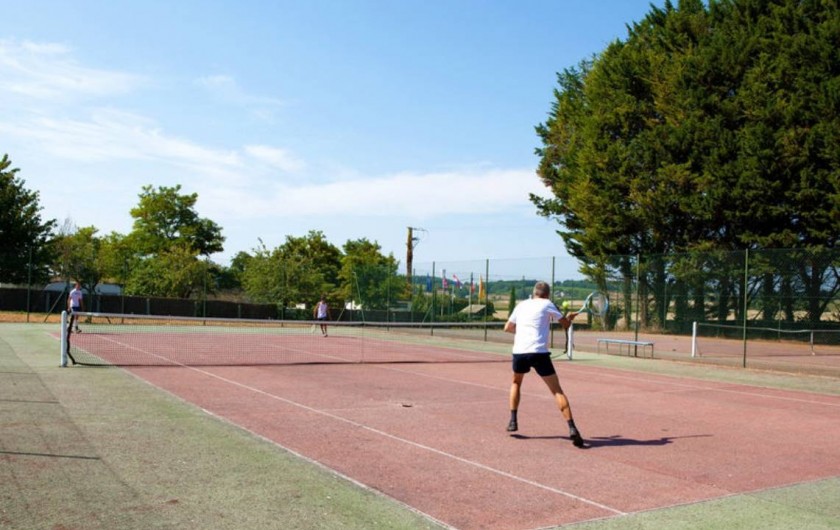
[{"left": 2, "top": 246, "right": 838, "bottom": 373}]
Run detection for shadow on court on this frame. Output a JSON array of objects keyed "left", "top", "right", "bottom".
[{"left": 509, "top": 432, "right": 712, "bottom": 448}]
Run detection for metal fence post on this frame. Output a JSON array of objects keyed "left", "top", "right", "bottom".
[{"left": 742, "top": 249, "right": 749, "bottom": 368}]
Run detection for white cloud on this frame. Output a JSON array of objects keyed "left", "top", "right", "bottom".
[
  {"left": 195, "top": 73, "right": 285, "bottom": 120},
  {"left": 244, "top": 145, "right": 305, "bottom": 173},
  {"left": 203, "top": 168, "right": 546, "bottom": 220},
  {"left": 3, "top": 109, "right": 241, "bottom": 172},
  {"left": 0, "top": 38, "right": 142, "bottom": 100},
  {"left": 5, "top": 104, "right": 540, "bottom": 222}
]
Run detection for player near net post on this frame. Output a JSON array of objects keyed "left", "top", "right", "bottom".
[
  {"left": 504, "top": 281, "right": 585, "bottom": 448},
  {"left": 561, "top": 299, "right": 572, "bottom": 354},
  {"left": 67, "top": 281, "right": 84, "bottom": 334}
]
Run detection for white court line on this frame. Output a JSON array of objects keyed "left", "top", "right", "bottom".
[{"left": 99, "top": 340, "right": 626, "bottom": 517}]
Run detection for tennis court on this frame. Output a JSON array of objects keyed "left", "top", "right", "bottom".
[{"left": 57, "top": 316, "right": 840, "bottom": 529}]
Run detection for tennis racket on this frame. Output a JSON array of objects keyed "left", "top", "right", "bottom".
[
  {"left": 577, "top": 291, "right": 609, "bottom": 320},
  {"left": 558, "top": 291, "right": 608, "bottom": 361}
]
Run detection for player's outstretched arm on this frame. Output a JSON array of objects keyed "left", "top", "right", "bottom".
[{"left": 559, "top": 312, "right": 579, "bottom": 329}]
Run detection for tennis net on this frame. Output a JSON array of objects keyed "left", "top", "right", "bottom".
[
  {"left": 59, "top": 311, "right": 509, "bottom": 367},
  {"left": 691, "top": 321, "right": 840, "bottom": 358}
]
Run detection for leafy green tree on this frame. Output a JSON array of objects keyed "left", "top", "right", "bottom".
[
  {"left": 129, "top": 184, "right": 224, "bottom": 256},
  {"left": 0, "top": 154, "right": 56, "bottom": 284},
  {"left": 120, "top": 185, "right": 224, "bottom": 298},
  {"left": 126, "top": 245, "right": 208, "bottom": 298},
  {"left": 239, "top": 243, "right": 276, "bottom": 304},
  {"left": 339, "top": 238, "right": 402, "bottom": 310},
  {"left": 280, "top": 230, "right": 342, "bottom": 297},
  {"left": 221, "top": 251, "right": 253, "bottom": 290},
  {"left": 240, "top": 232, "right": 342, "bottom": 309},
  {"left": 52, "top": 222, "right": 103, "bottom": 295},
  {"left": 97, "top": 231, "right": 140, "bottom": 288},
  {"left": 211, "top": 263, "right": 241, "bottom": 291}
]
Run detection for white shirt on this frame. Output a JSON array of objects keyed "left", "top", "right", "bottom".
[
  {"left": 315, "top": 301, "right": 328, "bottom": 319},
  {"left": 68, "top": 287, "right": 83, "bottom": 310},
  {"left": 507, "top": 297, "right": 563, "bottom": 354}
]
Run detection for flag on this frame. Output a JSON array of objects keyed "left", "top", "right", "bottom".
[
  {"left": 452, "top": 274, "right": 462, "bottom": 289},
  {"left": 425, "top": 274, "right": 432, "bottom": 292},
  {"left": 479, "top": 275, "right": 485, "bottom": 300},
  {"left": 442, "top": 270, "right": 448, "bottom": 289}
]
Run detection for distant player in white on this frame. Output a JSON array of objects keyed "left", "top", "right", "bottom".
[
  {"left": 67, "top": 281, "right": 84, "bottom": 333},
  {"left": 313, "top": 295, "right": 330, "bottom": 337},
  {"left": 504, "top": 281, "right": 584, "bottom": 447}
]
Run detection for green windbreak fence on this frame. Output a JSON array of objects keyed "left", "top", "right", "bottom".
[{"left": 3, "top": 247, "right": 838, "bottom": 328}]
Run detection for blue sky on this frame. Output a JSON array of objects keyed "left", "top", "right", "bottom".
[{"left": 1, "top": 1, "right": 662, "bottom": 280}]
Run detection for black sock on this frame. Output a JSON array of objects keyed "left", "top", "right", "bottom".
[
  {"left": 567, "top": 419, "right": 577, "bottom": 430},
  {"left": 510, "top": 410, "right": 518, "bottom": 422}
]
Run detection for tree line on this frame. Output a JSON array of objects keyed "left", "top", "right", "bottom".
[
  {"left": 0, "top": 155, "right": 400, "bottom": 311},
  {"left": 1, "top": 153, "right": 592, "bottom": 318}
]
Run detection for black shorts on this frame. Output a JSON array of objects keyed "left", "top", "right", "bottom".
[{"left": 511, "top": 353, "right": 556, "bottom": 376}]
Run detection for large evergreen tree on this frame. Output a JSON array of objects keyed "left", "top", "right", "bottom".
[
  {"left": 537, "top": 0, "right": 840, "bottom": 255},
  {"left": 534, "top": 0, "right": 840, "bottom": 326}
]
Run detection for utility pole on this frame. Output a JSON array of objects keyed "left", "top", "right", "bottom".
[
  {"left": 406, "top": 227, "right": 425, "bottom": 289},
  {"left": 406, "top": 227, "right": 416, "bottom": 288}
]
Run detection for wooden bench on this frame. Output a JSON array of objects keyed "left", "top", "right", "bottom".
[{"left": 597, "top": 338, "right": 654, "bottom": 358}]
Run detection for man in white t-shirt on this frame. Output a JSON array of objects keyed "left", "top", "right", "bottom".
[
  {"left": 67, "top": 281, "right": 84, "bottom": 333},
  {"left": 504, "top": 281, "right": 584, "bottom": 448}
]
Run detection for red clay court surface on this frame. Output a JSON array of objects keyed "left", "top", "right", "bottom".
[{"left": 112, "top": 357, "right": 840, "bottom": 530}]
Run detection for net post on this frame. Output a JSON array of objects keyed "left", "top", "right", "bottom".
[
  {"left": 550, "top": 256, "right": 556, "bottom": 348},
  {"left": 60, "top": 310, "right": 68, "bottom": 367},
  {"left": 567, "top": 323, "right": 574, "bottom": 360},
  {"left": 691, "top": 321, "right": 697, "bottom": 358},
  {"left": 741, "top": 249, "right": 749, "bottom": 369}
]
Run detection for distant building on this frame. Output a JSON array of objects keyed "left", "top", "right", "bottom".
[{"left": 460, "top": 304, "right": 491, "bottom": 318}]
